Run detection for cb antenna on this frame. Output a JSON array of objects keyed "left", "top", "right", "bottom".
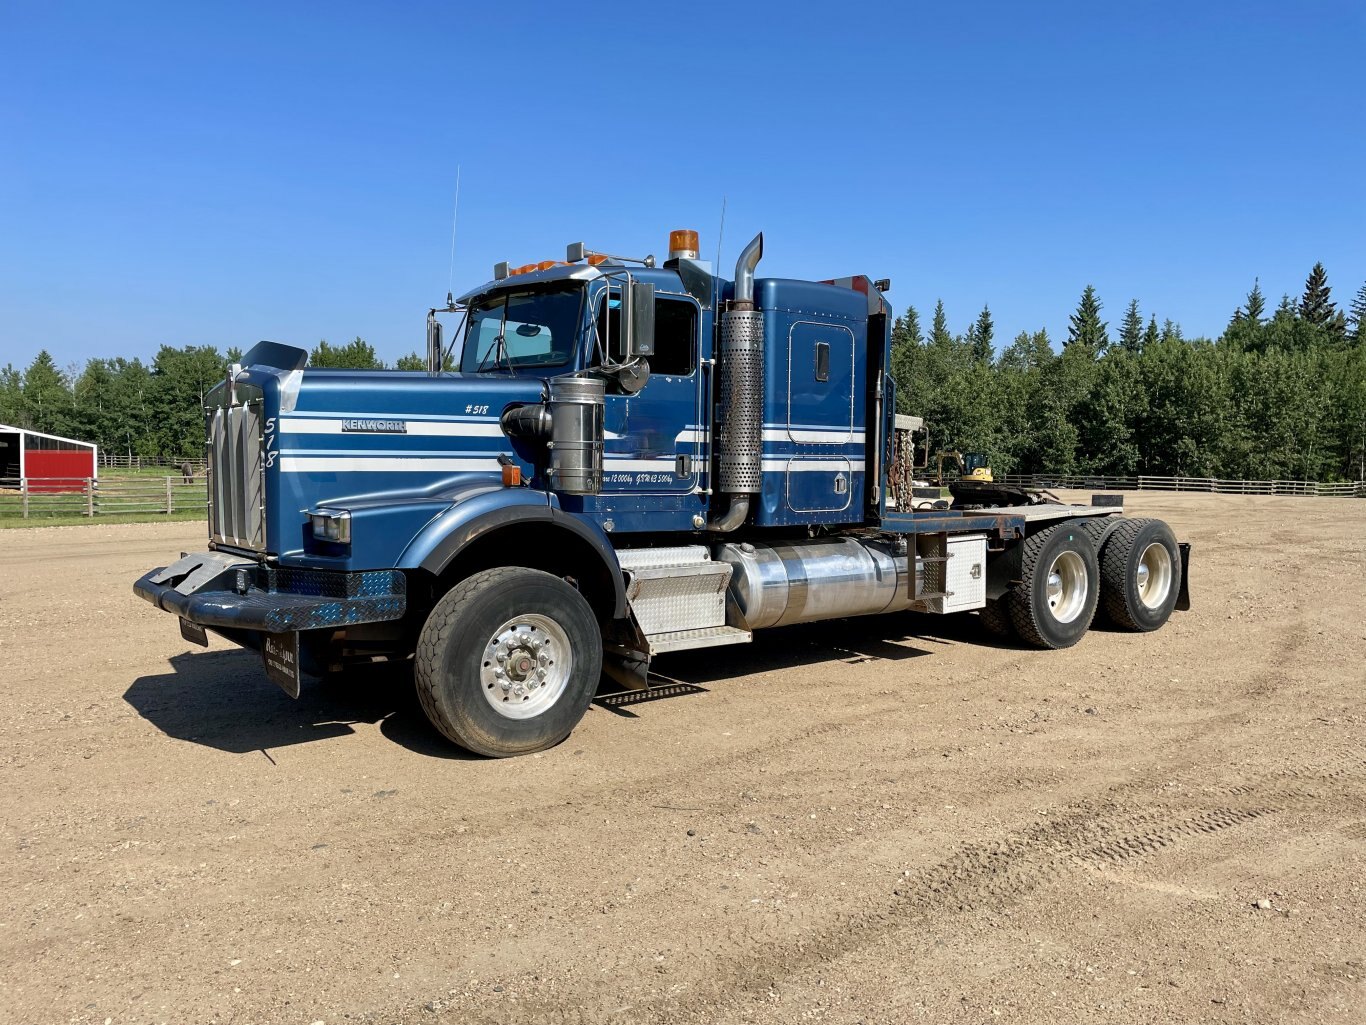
[
  {"left": 445, "top": 164, "right": 462, "bottom": 307},
  {"left": 714, "top": 195, "right": 726, "bottom": 270}
]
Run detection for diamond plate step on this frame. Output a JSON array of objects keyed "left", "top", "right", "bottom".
[
  {"left": 617, "top": 545, "right": 711, "bottom": 571},
  {"left": 645, "top": 625, "right": 752, "bottom": 654},
  {"left": 625, "top": 560, "right": 732, "bottom": 635}
]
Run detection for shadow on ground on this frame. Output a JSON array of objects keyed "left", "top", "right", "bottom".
[
  {"left": 126, "top": 611, "right": 1004, "bottom": 753},
  {"left": 650, "top": 611, "right": 990, "bottom": 685},
  {"left": 123, "top": 649, "right": 474, "bottom": 759}
]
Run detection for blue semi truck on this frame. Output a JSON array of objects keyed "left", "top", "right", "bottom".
[{"left": 135, "top": 229, "right": 1190, "bottom": 756}]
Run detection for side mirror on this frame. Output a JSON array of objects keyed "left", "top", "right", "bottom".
[
  {"left": 425, "top": 313, "right": 443, "bottom": 373},
  {"left": 624, "top": 281, "right": 655, "bottom": 358}
]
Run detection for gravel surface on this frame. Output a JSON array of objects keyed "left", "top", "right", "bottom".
[{"left": 2, "top": 492, "right": 1364, "bottom": 1024}]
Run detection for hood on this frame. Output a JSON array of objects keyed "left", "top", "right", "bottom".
[{"left": 223, "top": 343, "right": 549, "bottom": 565}]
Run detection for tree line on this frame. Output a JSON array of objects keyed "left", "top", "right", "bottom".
[
  {"left": 0, "top": 337, "right": 425, "bottom": 464},
  {"left": 893, "top": 264, "right": 1366, "bottom": 482},
  {"left": 2, "top": 267, "right": 1363, "bottom": 480}
]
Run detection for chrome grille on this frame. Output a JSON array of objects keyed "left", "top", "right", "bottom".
[{"left": 207, "top": 399, "right": 266, "bottom": 551}]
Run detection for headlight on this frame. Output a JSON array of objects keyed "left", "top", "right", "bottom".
[{"left": 309, "top": 510, "right": 351, "bottom": 544}]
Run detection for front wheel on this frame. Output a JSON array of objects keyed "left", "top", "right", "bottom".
[
  {"left": 415, "top": 567, "right": 602, "bottom": 757},
  {"left": 1006, "top": 524, "right": 1100, "bottom": 649}
]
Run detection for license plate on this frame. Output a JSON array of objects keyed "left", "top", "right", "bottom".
[
  {"left": 262, "top": 631, "right": 302, "bottom": 699},
  {"left": 179, "top": 617, "right": 209, "bottom": 647}
]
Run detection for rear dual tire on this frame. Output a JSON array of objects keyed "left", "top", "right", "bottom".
[
  {"left": 1090, "top": 517, "right": 1181, "bottom": 631},
  {"left": 1005, "top": 524, "right": 1100, "bottom": 649}
]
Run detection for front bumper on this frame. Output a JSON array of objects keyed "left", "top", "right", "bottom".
[{"left": 134, "top": 551, "right": 407, "bottom": 634}]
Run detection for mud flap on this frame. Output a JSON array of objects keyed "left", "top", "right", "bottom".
[
  {"left": 1175, "top": 542, "right": 1192, "bottom": 612},
  {"left": 179, "top": 617, "right": 209, "bottom": 647},
  {"left": 262, "top": 631, "right": 302, "bottom": 698}
]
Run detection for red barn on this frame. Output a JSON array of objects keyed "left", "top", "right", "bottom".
[{"left": 0, "top": 424, "right": 99, "bottom": 493}]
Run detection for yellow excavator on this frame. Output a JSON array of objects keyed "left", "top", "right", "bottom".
[{"left": 934, "top": 450, "right": 994, "bottom": 486}]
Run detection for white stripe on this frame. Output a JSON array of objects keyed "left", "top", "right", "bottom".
[
  {"left": 763, "top": 429, "right": 863, "bottom": 444},
  {"left": 603, "top": 460, "right": 679, "bottom": 472},
  {"left": 279, "top": 456, "right": 498, "bottom": 473},
  {"left": 286, "top": 411, "right": 502, "bottom": 423},
  {"left": 279, "top": 418, "right": 504, "bottom": 437},
  {"left": 761, "top": 459, "right": 865, "bottom": 472}
]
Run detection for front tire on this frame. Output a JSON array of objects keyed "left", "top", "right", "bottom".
[
  {"left": 415, "top": 567, "right": 602, "bottom": 757},
  {"left": 1006, "top": 524, "right": 1100, "bottom": 649}
]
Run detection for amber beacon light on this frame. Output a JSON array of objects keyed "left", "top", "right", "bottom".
[{"left": 668, "top": 229, "right": 700, "bottom": 261}]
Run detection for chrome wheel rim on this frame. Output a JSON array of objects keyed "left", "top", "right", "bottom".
[
  {"left": 1045, "top": 550, "right": 1089, "bottom": 624},
  {"left": 1137, "top": 541, "right": 1173, "bottom": 610},
  {"left": 479, "top": 614, "right": 571, "bottom": 720}
]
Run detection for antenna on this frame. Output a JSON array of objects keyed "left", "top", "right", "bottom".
[
  {"left": 446, "top": 164, "right": 462, "bottom": 305},
  {"left": 714, "top": 195, "right": 727, "bottom": 270}
]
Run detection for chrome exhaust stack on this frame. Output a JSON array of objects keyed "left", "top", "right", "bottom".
[{"left": 708, "top": 233, "right": 764, "bottom": 533}]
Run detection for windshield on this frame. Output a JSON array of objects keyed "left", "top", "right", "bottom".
[{"left": 459, "top": 286, "right": 584, "bottom": 374}]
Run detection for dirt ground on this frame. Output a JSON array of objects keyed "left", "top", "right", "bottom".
[{"left": 2, "top": 492, "right": 1364, "bottom": 1025}]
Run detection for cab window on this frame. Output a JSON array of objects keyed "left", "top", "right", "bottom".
[{"left": 595, "top": 293, "right": 697, "bottom": 376}]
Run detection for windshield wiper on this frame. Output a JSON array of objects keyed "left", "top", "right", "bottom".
[{"left": 476, "top": 331, "right": 516, "bottom": 376}]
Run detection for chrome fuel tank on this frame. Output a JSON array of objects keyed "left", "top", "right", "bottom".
[{"left": 716, "top": 537, "right": 914, "bottom": 630}]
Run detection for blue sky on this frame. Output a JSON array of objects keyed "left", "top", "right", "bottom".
[{"left": 2, "top": 1, "right": 1363, "bottom": 370}]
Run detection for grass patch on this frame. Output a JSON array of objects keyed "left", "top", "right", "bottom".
[
  {"left": 99, "top": 466, "right": 203, "bottom": 479},
  {"left": 0, "top": 510, "right": 207, "bottom": 529}
]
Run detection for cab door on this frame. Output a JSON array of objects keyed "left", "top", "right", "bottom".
[{"left": 600, "top": 291, "right": 703, "bottom": 496}]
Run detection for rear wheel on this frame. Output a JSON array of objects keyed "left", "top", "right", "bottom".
[
  {"left": 1006, "top": 524, "right": 1099, "bottom": 649},
  {"left": 1097, "top": 518, "right": 1181, "bottom": 631},
  {"left": 415, "top": 567, "right": 602, "bottom": 757}
]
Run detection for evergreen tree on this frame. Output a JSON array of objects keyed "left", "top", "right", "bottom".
[
  {"left": 1067, "top": 285, "right": 1109, "bottom": 350},
  {"left": 1119, "top": 299, "right": 1143, "bottom": 352},
  {"left": 970, "top": 305, "right": 993, "bottom": 364},
  {"left": 1299, "top": 262, "right": 1337, "bottom": 327},
  {"left": 1142, "top": 315, "right": 1160, "bottom": 350},
  {"left": 22, "top": 351, "right": 73, "bottom": 434},
  {"left": 226, "top": 346, "right": 244, "bottom": 363},
  {"left": 1160, "top": 319, "right": 1183, "bottom": 344},
  {"left": 1245, "top": 278, "right": 1266, "bottom": 324},
  {"left": 1350, "top": 282, "right": 1366, "bottom": 344},
  {"left": 929, "top": 300, "right": 952, "bottom": 347},
  {"left": 892, "top": 306, "right": 923, "bottom": 348},
  {"left": 1328, "top": 310, "right": 1349, "bottom": 343}
]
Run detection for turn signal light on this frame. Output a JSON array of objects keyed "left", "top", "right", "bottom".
[
  {"left": 537, "top": 260, "right": 558, "bottom": 271},
  {"left": 587, "top": 253, "right": 608, "bottom": 266},
  {"left": 502, "top": 464, "right": 521, "bottom": 487}
]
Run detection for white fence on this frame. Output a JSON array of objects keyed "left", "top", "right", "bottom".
[
  {"left": 0, "top": 477, "right": 208, "bottom": 519},
  {"left": 99, "top": 453, "right": 208, "bottom": 472},
  {"left": 998, "top": 473, "right": 1365, "bottom": 498}
]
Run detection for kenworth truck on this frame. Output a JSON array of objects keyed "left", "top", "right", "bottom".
[{"left": 135, "top": 230, "right": 1191, "bottom": 757}]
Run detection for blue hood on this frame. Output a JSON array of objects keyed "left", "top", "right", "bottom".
[{"left": 232, "top": 346, "right": 548, "bottom": 567}]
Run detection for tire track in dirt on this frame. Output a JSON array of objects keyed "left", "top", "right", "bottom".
[{"left": 445, "top": 740, "right": 1366, "bottom": 1025}]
